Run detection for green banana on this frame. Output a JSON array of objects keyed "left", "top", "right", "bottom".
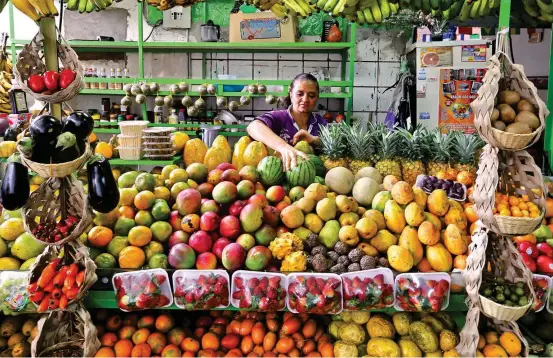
[
  {"left": 470, "top": 0, "right": 481, "bottom": 18},
  {"left": 389, "top": 2, "right": 398, "bottom": 13},
  {"left": 345, "top": 0, "right": 358, "bottom": 7},
  {"left": 66, "top": 0, "right": 79, "bottom": 10},
  {"left": 363, "top": 7, "right": 375, "bottom": 22},
  {"left": 450, "top": 0, "right": 464, "bottom": 17},
  {"left": 537, "top": 0, "right": 553, "bottom": 14},
  {"left": 332, "top": 0, "right": 346, "bottom": 16},
  {"left": 316, "top": 0, "right": 327, "bottom": 9},
  {"left": 378, "top": 0, "right": 390, "bottom": 18},
  {"left": 523, "top": 0, "right": 541, "bottom": 16},
  {"left": 85, "top": 0, "right": 94, "bottom": 12},
  {"left": 442, "top": 8, "right": 451, "bottom": 19},
  {"left": 343, "top": 5, "right": 357, "bottom": 14},
  {"left": 368, "top": 0, "right": 382, "bottom": 22},
  {"left": 78, "top": 0, "right": 87, "bottom": 13},
  {"left": 479, "top": 0, "right": 489, "bottom": 16},
  {"left": 421, "top": 0, "right": 431, "bottom": 13},
  {"left": 440, "top": 0, "right": 451, "bottom": 10},
  {"left": 357, "top": 9, "right": 366, "bottom": 24},
  {"left": 459, "top": 0, "right": 473, "bottom": 21},
  {"left": 323, "top": 0, "right": 338, "bottom": 12}
]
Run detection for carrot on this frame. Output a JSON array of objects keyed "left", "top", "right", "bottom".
[
  {"left": 64, "top": 275, "right": 76, "bottom": 289},
  {"left": 37, "top": 258, "right": 61, "bottom": 289},
  {"left": 66, "top": 287, "right": 80, "bottom": 300},
  {"left": 37, "top": 295, "right": 51, "bottom": 313},
  {"left": 75, "top": 270, "right": 85, "bottom": 288},
  {"left": 53, "top": 266, "right": 70, "bottom": 288},
  {"left": 59, "top": 295, "right": 68, "bottom": 310},
  {"left": 29, "top": 291, "right": 44, "bottom": 304},
  {"left": 51, "top": 288, "right": 62, "bottom": 299}
]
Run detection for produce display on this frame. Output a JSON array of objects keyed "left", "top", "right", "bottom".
[
  {"left": 479, "top": 277, "right": 531, "bottom": 307},
  {"left": 0, "top": 316, "right": 38, "bottom": 357},
  {"left": 287, "top": 273, "right": 342, "bottom": 314},
  {"left": 26, "top": 69, "right": 76, "bottom": 94},
  {"left": 113, "top": 269, "right": 172, "bottom": 311},
  {"left": 494, "top": 192, "right": 542, "bottom": 218},
  {"left": 174, "top": 270, "right": 230, "bottom": 310},
  {"left": 395, "top": 273, "right": 451, "bottom": 312},
  {"left": 515, "top": 224, "right": 553, "bottom": 274}
]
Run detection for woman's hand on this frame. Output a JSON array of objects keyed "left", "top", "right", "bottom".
[
  {"left": 276, "top": 143, "right": 309, "bottom": 171},
  {"left": 292, "top": 130, "right": 320, "bottom": 146}
]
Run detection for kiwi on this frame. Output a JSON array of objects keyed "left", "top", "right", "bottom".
[
  {"left": 498, "top": 90, "right": 521, "bottom": 105},
  {"left": 492, "top": 121, "right": 507, "bottom": 131},
  {"left": 505, "top": 122, "right": 532, "bottom": 134},
  {"left": 498, "top": 104, "right": 516, "bottom": 123},
  {"left": 517, "top": 99, "right": 536, "bottom": 113},
  {"left": 491, "top": 108, "right": 500, "bottom": 122},
  {"left": 515, "top": 111, "right": 539, "bottom": 129}
]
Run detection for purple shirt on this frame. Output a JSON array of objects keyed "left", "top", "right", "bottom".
[{"left": 256, "top": 107, "right": 327, "bottom": 145}]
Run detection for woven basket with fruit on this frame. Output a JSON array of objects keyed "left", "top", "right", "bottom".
[
  {"left": 31, "top": 305, "right": 100, "bottom": 358},
  {"left": 471, "top": 32, "right": 548, "bottom": 151},
  {"left": 14, "top": 31, "right": 83, "bottom": 104}
]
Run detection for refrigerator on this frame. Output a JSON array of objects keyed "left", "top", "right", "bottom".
[{"left": 407, "top": 40, "right": 493, "bottom": 133}]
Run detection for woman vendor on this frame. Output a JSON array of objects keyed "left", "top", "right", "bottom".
[{"left": 247, "top": 73, "right": 327, "bottom": 171}]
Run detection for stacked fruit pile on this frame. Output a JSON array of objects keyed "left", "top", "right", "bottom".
[
  {"left": 0, "top": 316, "right": 38, "bottom": 357},
  {"left": 93, "top": 310, "right": 334, "bottom": 358},
  {"left": 491, "top": 90, "right": 541, "bottom": 135},
  {"left": 0, "top": 215, "right": 46, "bottom": 271},
  {"left": 331, "top": 311, "right": 460, "bottom": 357}
]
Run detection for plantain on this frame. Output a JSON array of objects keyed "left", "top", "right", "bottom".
[
  {"left": 316, "top": 0, "right": 327, "bottom": 9},
  {"left": 11, "top": 0, "right": 41, "bottom": 20},
  {"left": 378, "top": 0, "right": 390, "bottom": 18},
  {"left": 459, "top": 0, "right": 473, "bottom": 20},
  {"left": 537, "top": 0, "right": 553, "bottom": 13},
  {"left": 440, "top": 0, "right": 451, "bottom": 10},
  {"left": 323, "top": 0, "right": 339, "bottom": 12},
  {"left": 470, "top": 0, "right": 481, "bottom": 18},
  {"left": 479, "top": 0, "right": 490, "bottom": 16},
  {"left": 27, "top": 0, "right": 50, "bottom": 16},
  {"left": 421, "top": 0, "right": 431, "bottom": 13}
]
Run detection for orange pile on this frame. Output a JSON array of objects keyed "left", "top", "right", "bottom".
[{"left": 493, "top": 193, "right": 541, "bottom": 218}]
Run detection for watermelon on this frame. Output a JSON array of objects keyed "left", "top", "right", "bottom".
[
  {"left": 314, "top": 176, "right": 325, "bottom": 184},
  {"left": 286, "top": 159, "right": 316, "bottom": 187},
  {"left": 257, "top": 156, "right": 284, "bottom": 186},
  {"left": 308, "top": 154, "right": 325, "bottom": 177}
]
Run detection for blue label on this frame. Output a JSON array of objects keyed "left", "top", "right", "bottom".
[
  {"left": 240, "top": 18, "right": 281, "bottom": 40},
  {"left": 419, "top": 112, "right": 430, "bottom": 120}
]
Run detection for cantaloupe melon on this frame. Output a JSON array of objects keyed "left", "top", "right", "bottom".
[
  {"left": 355, "top": 167, "right": 383, "bottom": 184},
  {"left": 325, "top": 167, "right": 355, "bottom": 195},
  {"left": 352, "top": 177, "right": 379, "bottom": 206}
]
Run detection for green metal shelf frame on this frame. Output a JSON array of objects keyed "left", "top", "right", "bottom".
[
  {"left": 7, "top": 1, "right": 356, "bottom": 124},
  {"left": 83, "top": 290, "right": 468, "bottom": 312},
  {"left": 109, "top": 156, "right": 182, "bottom": 166}
]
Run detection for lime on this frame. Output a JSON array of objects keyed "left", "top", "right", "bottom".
[
  {"left": 135, "top": 173, "right": 157, "bottom": 192},
  {"left": 94, "top": 253, "right": 117, "bottom": 268},
  {"left": 150, "top": 221, "right": 172, "bottom": 242},
  {"left": 144, "top": 241, "right": 164, "bottom": 261},
  {"left": 87, "top": 247, "right": 102, "bottom": 260},
  {"left": 107, "top": 236, "right": 130, "bottom": 258},
  {"left": 118, "top": 171, "right": 139, "bottom": 189},
  {"left": 152, "top": 201, "right": 171, "bottom": 221},
  {"left": 114, "top": 217, "right": 136, "bottom": 236},
  {"left": 170, "top": 182, "right": 190, "bottom": 200},
  {"left": 135, "top": 210, "right": 154, "bottom": 227},
  {"left": 149, "top": 253, "right": 168, "bottom": 269}
]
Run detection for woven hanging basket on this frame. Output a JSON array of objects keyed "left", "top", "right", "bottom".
[
  {"left": 28, "top": 242, "right": 97, "bottom": 311},
  {"left": 13, "top": 31, "right": 84, "bottom": 104},
  {"left": 31, "top": 304, "right": 101, "bottom": 358},
  {"left": 471, "top": 33, "right": 548, "bottom": 151},
  {"left": 22, "top": 175, "right": 93, "bottom": 246},
  {"left": 473, "top": 145, "right": 546, "bottom": 236}
]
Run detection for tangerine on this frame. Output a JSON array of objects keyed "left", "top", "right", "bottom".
[
  {"left": 95, "top": 347, "right": 115, "bottom": 357},
  {"left": 148, "top": 332, "right": 168, "bottom": 354},
  {"left": 138, "top": 315, "right": 155, "bottom": 329},
  {"left": 156, "top": 314, "right": 175, "bottom": 333},
  {"left": 154, "top": 187, "right": 172, "bottom": 201},
  {"left": 88, "top": 226, "right": 114, "bottom": 248},
  {"left": 101, "top": 332, "right": 118, "bottom": 347},
  {"left": 131, "top": 343, "right": 152, "bottom": 357},
  {"left": 128, "top": 226, "right": 153, "bottom": 247},
  {"left": 134, "top": 191, "right": 156, "bottom": 210},
  {"left": 132, "top": 328, "right": 151, "bottom": 345},
  {"left": 119, "top": 187, "right": 139, "bottom": 206},
  {"left": 202, "top": 332, "right": 220, "bottom": 351},
  {"left": 119, "top": 205, "right": 136, "bottom": 219},
  {"left": 119, "top": 326, "right": 137, "bottom": 340},
  {"left": 114, "top": 339, "right": 134, "bottom": 357},
  {"left": 95, "top": 142, "right": 113, "bottom": 159},
  {"left": 181, "top": 338, "right": 200, "bottom": 353},
  {"left": 161, "top": 344, "right": 182, "bottom": 357},
  {"left": 119, "top": 246, "right": 146, "bottom": 269}
]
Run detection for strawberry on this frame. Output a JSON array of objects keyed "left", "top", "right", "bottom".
[
  {"left": 308, "top": 287, "right": 319, "bottom": 296},
  {"left": 153, "top": 274, "right": 166, "bottom": 286},
  {"left": 136, "top": 293, "right": 155, "bottom": 309},
  {"left": 216, "top": 275, "right": 227, "bottom": 285},
  {"left": 322, "top": 286, "right": 335, "bottom": 298},
  {"left": 373, "top": 274, "right": 384, "bottom": 286},
  {"left": 158, "top": 295, "right": 170, "bottom": 307},
  {"left": 438, "top": 279, "right": 449, "bottom": 292},
  {"left": 269, "top": 277, "right": 280, "bottom": 288},
  {"left": 259, "top": 277, "right": 269, "bottom": 288},
  {"left": 306, "top": 277, "right": 317, "bottom": 288},
  {"left": 198, "top": 275, "right": 207, "bottom": 285},
  {"left": 316, "top": 295, "right": 326, "bottom": 308},
  {"left": 248, "top": 278, "right": 259, "bottom": 289},
  {"left": 213, "top": 282, "right": 224, "bottom": 295},
  {"left": 267, "top": 287, "right": 277, "bottom": 299},
  {"left": 408, "top": 287, "right": 421, "bottom": 297},
  {"left": 232, "top": 290, "right": 243, "bottom": 300},
  {"left": 234, "top": 277, "right": 244, "bottom": 289},
  {"left": 185, "top": 292, "right": 195, "bottom": 303},
  {"left": 327, "top": 278, "right": 340, "bottom": 288},
  {"left": 259, "top": 297, "right": 270, "bottom": 311},
  {"left": 427, "top": 279, "right": 437, "bottom": 288},
  {"left": 252, "top": 286, "right": 264, "bottom": 297},
  {"left": 143, "top": 281, "right": 160, "bottom": 295},
  {"left": 207, "top": 275, "right": 217, "bottom": 285}
]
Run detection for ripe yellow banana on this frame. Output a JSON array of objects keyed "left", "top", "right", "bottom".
[
  {"left": 28, "top": 0, "right": 51, "bottom": 16},
  {"left": 45, "top": 0, "right": 58, "bottom": 15},
  {"left": 10, "top": 0, "right": 41, "bottom": 20}
]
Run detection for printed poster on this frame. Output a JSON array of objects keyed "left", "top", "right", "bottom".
[
  {"left": 420, "top": 47, "right": 453, "bottom": 67},
  {"left": 438, "top": 68, "right": 486, "bottom": 134},
  {"left": 461, "top": 45, "right": 487, "bottom": 62}
]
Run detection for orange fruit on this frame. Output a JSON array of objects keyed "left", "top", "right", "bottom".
[
  {"left": 464, "top": 205, "right": 478, "bottom": 224},
  {"left": 95, "top": 142, "right": 113, "bottom": 159},
  {"left": 101, "top": 332, "right": 118, "bottom": 347},
  {"left": 168, "top": 328, "right": 187, "bottom": 346},
  {"left": 156, "top": 314, "right": 175, "bottom": 333},
  {"left": 508, "top": 197, "right": 520, "bottom": 207},
  {"left": 182, "top": 351, "right": 195, "bottom": 357},
  {"left": 416, "top": 257, "right": 432, "bottom": 272},
  {"left": 114, "top": 339, "right": 134, "bottom": 357},
  {"left": 148, "top": 332, "right": 168, "bottom": 355},
  {"left": 518, "top": 202, "right": 528, "bottom": 210},
  {"left": 95, "top": 347, "right": 115, "bottom": 357},
  {"left": 128, "top": 226, "right": 152, "bottom": 247},
  {"left": 453, "top": 255, "right": 467, "bottom": 270},
  {"left": 138, "top": 315, "right": 155, "bottom": 329},
  {"left": 181, "top": 338, "right": 200, "bottom": 353},
  {"left": 119, "top": 246, "right": 146, "bottom": 269},
  {"left": 119, "top": 205, "right": 136, "bottom": 219},
  {"left": 499, "top": 209, "right": 511, "bottom": 216},
  {"left": 119, "top": 326, "right": 138, "bottom": 340},
  {"left": 522, "top": 210, "right": 530, "bottom": 217},
  {"left": 134, "top": 191, "right": 156, "bottom": 210},
  {"left": 499, "top": 332, "right": 522, "bottom": 356},
  {"left": 106, "top": 315, "right": 122, "bottom": 332},
  {"left": 132, "top": 328, "right": 151, "bottom": 345},
  {"left": 318, "top": 343, "right": 334, "bottom": 358},
  {"left": 132, "top": 343, "right": 152, "bottom": 357},
  {"left": 202, "top": 332, "right": 220, "bottom": 351},
  {"left": 89, "top": 132, "right": 98, "bottom": 143},
  {"left": 88, "top": 226, "right": 114, "bottom": 248},
  {"left": 162, "top": 344, "right": 182, "bottom": 357}
]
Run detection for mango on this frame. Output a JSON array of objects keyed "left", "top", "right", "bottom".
[
  {"left": 398, "top": 226, "right": 424, "bottom": 265},
  {"left": 384, "top": 200, "right": 406, "bottom": 234}
]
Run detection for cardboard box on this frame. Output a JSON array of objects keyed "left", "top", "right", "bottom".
[{"left": 229, "top": 11, "right": 298, "bottom": 43}]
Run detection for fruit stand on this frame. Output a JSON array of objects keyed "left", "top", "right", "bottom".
[{"left": 0, "top": 0, "right": 553, "bottom": 357}]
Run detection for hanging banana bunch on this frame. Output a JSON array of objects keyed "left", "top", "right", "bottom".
[
  {"left": 0, "top": 0, "right": 8, "bottom": 14},
  {"left": 0, "top": 34, "right": 13, "bottom": 114},
  {"left": 65, "top": 0, "right": 122, "bottom": 12},
  {"left": 9, "top": 0, "right": 58, "bottom": 21},
  {"left": 523, "top": 0, "right": 553, "bottom": 23}
]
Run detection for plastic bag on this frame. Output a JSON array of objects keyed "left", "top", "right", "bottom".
[
  {"left": 231, "top": 271, "right": 286, "bottom": 311},
  {"left": 287, "top": 273, "right": 342, "bottom": 314},
  {"left": 395, "top": 273, "right": 450, "bottom": 312},
  {"left": 341, "top": 268, "right": 394, "bottom": 311},
  {"left": 0, "top": 271, "right": 36, "bottom": 314},
  {"left": 173, "top": 270, "right": 229, "bottom": 310},
  {"left": 534, "top": 274, "right": 551, "bottom": 312},
  {"left": 112, "top": 269, "right": 172, "bottom": 311}
]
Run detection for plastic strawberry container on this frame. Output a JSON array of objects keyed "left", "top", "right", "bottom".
[
  {"left": 534, "top": 274, "right": 551, "bottom": 313},
  {"left": 394, "top": 273, "right": 451, "bottom": 312},
  {"left": 231, "top": 271, "right": 287, "bottom": 311},
  {"left": 112, "top": 269, "right": 172, "bottom": 312},
  {"left": 287, "top": 273, "right": 342, "bottom": 314},
  {"left": 341, "top": 268, "right": 394, "bottom": 311},
  {"left": 173, "top": 270, "right": 230, "bottom": 310}
]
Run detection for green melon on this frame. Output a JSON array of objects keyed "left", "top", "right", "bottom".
[
  {"left": 286, "top": 159, "right": 316, "bottom": 188},
  {"left": 257, "top": 156, "right": 284, "bottom": 186},
  {"left": 307, "top": 154, "right": 325, "bottom": 177}
]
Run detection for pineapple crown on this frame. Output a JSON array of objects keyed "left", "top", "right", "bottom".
[
  {"left": 428, "top": 128, "right": 454, "bottom": 163},
  {"left": 372, "top": 125, "right": 400, "bottom": 160},
  {"left": 396, "top": 126, "right": 431, "bottom": 163},
  {"left": 344, "top": 120, "right": 373, "bottom": 160},
  {"left": 318, "top": 123, "right": 348, "bottom": 159},
  {"left": 451, "top": 131, "right": 485, "bottom": 165}
]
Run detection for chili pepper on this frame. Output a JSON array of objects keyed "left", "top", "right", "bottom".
[
  {"left": 65, "top": 287, "right": 80, "bottom": 301},
  {"left": 61, "top": 286, "right": 68, "bottom": 295},
  {"left": 43, "top": 282, "right": 54, "bottom": 293},
  {"left": 59, "top": 295, "right": 68, "bottom": 310},
  {"left": 66, "top": 263, "right": 79, "bottom": 277},
  {"left": 29, "top": 291, "right": 44, "bottom": 304},
  {"left": 76, "top": 270, "right": 85, "bottom": 288},
  {"left": 37, "top": 295, "right": 51, "bottom": 313},
  {"left": 59, "top": 69, "right": 76, "bottom": 89},
  {"left": 53, "top": 267, "right": 69, "bottom": 288},
  {"left": 43, "top": 71, "right": 60, "bottom": 92},
  {"left": 37, "top": 258, "right": 61, "bottom": 289},
  {"left": 27, "top": 282, "right": 38, "bottom": 294},
  {"left": 64, "top": 275, "right": 76, "bottom": 289},
  {"left": 51, "top": 288, "right": 62, "bottom": 299},
  {"left": 48, "top": 297, "right": 59, "bottom": 310}
]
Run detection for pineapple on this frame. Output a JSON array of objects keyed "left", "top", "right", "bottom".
[
  {"left": 426, "top": 129, "right": 455, "bottom": 177},
  {"left": 319, "top": 122, "right": 349, "bottom": 170},
  {"left": 397, "top": 126, "right": 429, "bottom": 185},
  {"left": 344, "top": 121, "right": 373, "bottom": 174},
  {"left": 374, "top": 129, "right": 402, "bottom": 179},
  {"left": 451, "top": 132, "right": 484, "bottom": 177}
]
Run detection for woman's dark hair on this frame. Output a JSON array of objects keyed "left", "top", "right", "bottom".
[{"left": 281, "top": 73, "right": 320, "bottom": 108}]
